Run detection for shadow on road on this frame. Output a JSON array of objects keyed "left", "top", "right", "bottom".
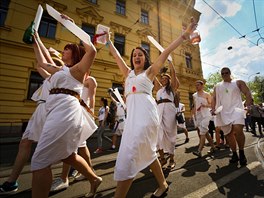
[
  {"left": 180, "top": 158, "right": 210, "bottom": 177},
  {"left": 208, "top": 164, "right": 264, "bottom": 197}
]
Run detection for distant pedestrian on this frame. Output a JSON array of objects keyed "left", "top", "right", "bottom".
[
  {"left": 192, "top": 80, "right": 216, "bottom": 157},
  {"left": 176, "top": 102, "right": 190, "bottom": 143},
  {"left": 94, "top": 97, "right": 111, "bottom": 154},
  {"left": 108, "top": 90, "right": 126, "bottom": 150},
  {"left": 250, "top": 103, "right": 263, "bottom": 136},
  {"left": 155, "top": 60, "right": 179, "bottom": 169}
]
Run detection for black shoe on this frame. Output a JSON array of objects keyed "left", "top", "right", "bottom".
[
  {"left": 0, "top": 181, "right": 18, "bottom": 194},
  {"left": 229, "top": 153, "right": 239, "bottom": 163},
  {"left": 239, "top": 155, "right": 247, "bottom": 166},
  {"left": 239, "top": 150, "right": 247, "bottom": 166},
  {"left": 151, "top": 187, "right": 169, "bottom": 198},
  {"left": 192, "top": 150, "right": 202, "bottom": 158}
]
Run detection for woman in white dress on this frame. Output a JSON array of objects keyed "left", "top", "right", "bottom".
[
  {"left": 50, "top": 74, "right": 98, "bottom": 192},
  {"left": 31, "top": 39, "right": 102, "bottom": 198},
  {"left": 0, "top": 33, "right": 66, "bottom": 193},
  {"left": 105, "top": 18, "right": 196, "bottom": 198},
  {"left": 155, "top": 61, "right": 179, "bottom": 169}
]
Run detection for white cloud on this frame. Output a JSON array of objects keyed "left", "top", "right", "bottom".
[
  {"left": 195, "top": 0, "right": 242, "bottom": 38},
  {"left": 201, "top": 37, "right": 264, "bottom": 81}
]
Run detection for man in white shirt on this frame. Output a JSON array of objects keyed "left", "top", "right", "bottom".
[{"left": 212, "top": 67, "right": 253, "bottom": 166}]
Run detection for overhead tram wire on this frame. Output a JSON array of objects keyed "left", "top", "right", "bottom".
[
  {"left": 202, "top": 0, "right": 264, "bottom": 50},
  {"left": 252, "top": 0, "right": 264, "bottom": 43}
]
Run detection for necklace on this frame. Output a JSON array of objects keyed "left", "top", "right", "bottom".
[{"left": 223, "top": 82, "right": 231, "bottom": 94}]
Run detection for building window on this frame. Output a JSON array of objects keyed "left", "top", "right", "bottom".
[
  {"left": 38, "top": 11, "right": 57, "bottom": 39},
  {"left": 82, "top": 24, "right": 95, "bottom": 43},
  {"left": 27, "top": 71, "right": 44, "bottom": 100},
  {"left": 87, "top": 0, "right": 97, "bottom": 4},
  {"left": 141, "top": 42, "right": 150, "bottom": 56},
  {"left": 0, "top": 0, "right": 10, "bottom": 26},
  {"left": 116, "top": 0, "right": 126, "bottom": 15},
  {"left": 114, "top": 34, "right": 125, "bottom": 56},
  {"left": 141, "top": 9, "right": 149, "bottom": 24},
  {"left": 185, "top": 53, "right": 192, "bottom": 69}
]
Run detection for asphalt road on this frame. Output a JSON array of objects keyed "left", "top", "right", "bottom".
[{"left": 0, "top": 130, "right": 263, "bottom": 198}]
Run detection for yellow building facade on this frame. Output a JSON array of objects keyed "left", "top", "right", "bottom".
[{"left": 0, "top": 0, "right": 203, "bottom": 137}]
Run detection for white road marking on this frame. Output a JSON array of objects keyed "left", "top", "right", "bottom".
[
  {"left": 255, "top": 138, "right": 264, "bottom": 169},
  {"left": 182, "top": 161, "right": 261, "bottom": 198}
]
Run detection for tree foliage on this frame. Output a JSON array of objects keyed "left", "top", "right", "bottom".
[
  {"left": 248, "top": 76, "right": 264, "bottom": 104},
  {"left": 204, "top": 73, "right": 263, "bottom": 104},
  {"left": 204, "top": 72, "right": 222, "bottom": 93}
]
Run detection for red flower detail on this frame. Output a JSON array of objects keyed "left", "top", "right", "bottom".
[{"left": 132, "top": 86, "right": 136, "bottom": 92}]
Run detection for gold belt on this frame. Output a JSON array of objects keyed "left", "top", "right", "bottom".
[{"left": 125, "top": 91, "right": 149, "bottom": 97}]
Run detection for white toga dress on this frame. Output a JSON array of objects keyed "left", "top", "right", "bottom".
[
  {"left": 114, "top": 70, "right": 159, "bottom": 181},
  {"left": 23, "top": 66, "right": 69, "bottom": 142},
  {"left": 193, "top": 93, "right": 212, "bottom": 134},
  {"left": 215, "top": 80, "right": 245, "bottom": 135},
  {"left": 22, "top": 78, "right": 50, "bottom": 142},
  {"left": 156, "top": 87, "right": 177, "bottom": 154},
  {"left": 31, "top": 69, "right": 97, "bottom": 171}
]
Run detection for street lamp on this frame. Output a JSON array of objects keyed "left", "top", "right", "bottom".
[{"left": 248, "top": 72, "right": 260, "bottom": 82}]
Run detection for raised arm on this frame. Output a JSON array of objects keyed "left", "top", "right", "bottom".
[
  {"left": 70, "top": 41, "right": 96, "bottom": 82},
  {"left": 32, "top": 35, "right": 62, "bottom": 75},
  {"left": 84, "top": 76, "right": 97, "bottom": 113},
  {"left": 34, "top": 31, "right": 55, "bottom": 65},
  {"left": 147, "top": 18, "right": 196, "bottom": 80},
  {"left": 168, "top": 60, "right": 180, "bottom": 91},
  {"left": 153, "top": 77, "right": 162, "bottom": 92},
  {"left": 36, "top": 64, "right": 51, "bottom": 79},
  {"left": 105, "top": 32, "right": 130, "bottom": 78}
]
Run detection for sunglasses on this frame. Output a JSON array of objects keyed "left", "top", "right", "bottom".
[{"left": 221, "top": 72, "right": 229, "bottom": 75}]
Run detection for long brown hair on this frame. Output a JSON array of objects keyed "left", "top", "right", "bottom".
[{"left": 130, "top": 47, "right": 151, "bottom": 70}]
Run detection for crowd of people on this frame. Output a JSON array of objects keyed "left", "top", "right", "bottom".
[
  {"left": 244, "top": 102, "right": 264, "bottom": 137},
  {"left": 0, "top": 14, "right": 261, "bottom": 198}
]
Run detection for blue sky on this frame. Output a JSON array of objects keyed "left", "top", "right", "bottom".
[{"left": 194, "top": 0, "right": 264, "bottom": 82}]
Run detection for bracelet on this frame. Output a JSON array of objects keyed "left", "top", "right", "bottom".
[{"left": 105, "top": 41, "right": 111, "bottom": 47}]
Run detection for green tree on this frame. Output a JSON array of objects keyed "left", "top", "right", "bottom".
[
  {"left": 248, "top": 76, "right": 264, "bottom": 104},
  {"left": 204, "top": 72, "right": 222, "bottom": 93}
]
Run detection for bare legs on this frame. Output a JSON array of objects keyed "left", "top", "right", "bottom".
[
  {"left": 225, "top": 124, "right": 247, "bottom": 165},
  {"left": 56, "top": 146, "right": 94, "bottom": 182},
  {"left": 225, "top": 125, "right": 244, "bottom": 152},
  {"left": 112, "top": 134, "right": 118, "bottom": 149},
  {"left": 7, "top": 138, "right": 33, "bottom": 182},
  {"left": 32, "top": 166, "right": 53, "bottom": 198},
  {"left": 32, "top": 153, "right": 102, "bottom": 198},
  {"left": 215, "top": 127, "right": 221, "bottom": 148},
  {"left": 114, "top": 179, "right": 133, "bottom": 198},
  {"left": 197, "top": 132, "right": 215, "bottom": 152},
  {"left": 114, "top": 159, "right": 168, "bottom": 198},
  {"left": 157, "top": 149, "right": 167, "bottom": 166},
  {"left": 78, "top": 146, "right": 93, "bottom": 167},
  {"left": 149, "top": 159, "right": 168, "bottom": 196}
]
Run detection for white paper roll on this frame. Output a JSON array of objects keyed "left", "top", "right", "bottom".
[{"left": 34, "top": 5, "right": 43, "bottom": 31}]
